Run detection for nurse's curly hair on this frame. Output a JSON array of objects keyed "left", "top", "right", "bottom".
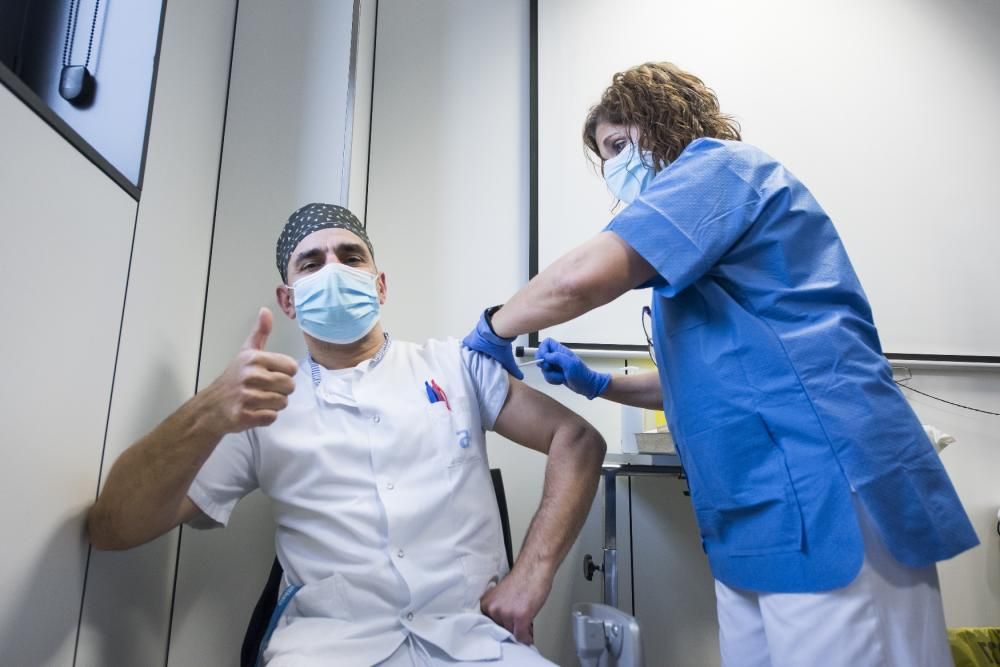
[{"left": 583, "top": 62, "right": 741, "bottom": 172}]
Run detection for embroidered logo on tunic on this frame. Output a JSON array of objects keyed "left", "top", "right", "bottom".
[{"left": 456, "top": 429, "right": 470, "bottom": 448}]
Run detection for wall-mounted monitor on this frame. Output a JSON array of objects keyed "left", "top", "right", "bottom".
[{"left": 0, "top": 0, "right": 166, "bottom": 198}]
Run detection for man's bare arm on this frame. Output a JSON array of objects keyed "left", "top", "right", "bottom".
[
  {"left": 87, "top": 308, "right": 298, "bottom": 550},
  {"left": 481, "top": 378, "right": 606, "bottom": 643}
]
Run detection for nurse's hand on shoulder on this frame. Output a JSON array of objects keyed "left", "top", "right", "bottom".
[
  {"left": 536, "top": 338, "right": 610, "bottom": 400},
  {"left": 480, "top": 566, "right": 551, "bottom": 646},
  {"left": 463, "top": 307, "right": 524, "bottom": 380},
  {"left": 202, "top": 307, "right": 299, "bottom": 435}
]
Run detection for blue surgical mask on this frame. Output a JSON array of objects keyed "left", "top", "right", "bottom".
[
  {"left": 603, "top": 142, "right": 656, "bottom": 204},
  {"left": 290, "top": 263, "right": 381, "bottom": 344}
]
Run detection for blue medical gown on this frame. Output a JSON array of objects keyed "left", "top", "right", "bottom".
[{"left": 605, "top": 138, "right": 978, "bottom": 593}]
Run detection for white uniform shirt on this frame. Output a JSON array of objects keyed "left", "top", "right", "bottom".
[{"left": 187, "top": 337, "right": 512, "bottom": 665}]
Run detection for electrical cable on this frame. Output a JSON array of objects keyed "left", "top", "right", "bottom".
[{"left": 895, "top": 379, "right": 1000, "bottom": 416}]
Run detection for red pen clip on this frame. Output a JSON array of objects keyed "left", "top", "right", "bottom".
[{"left": 430, "top": 379, "right": 451, "bottom": 411}]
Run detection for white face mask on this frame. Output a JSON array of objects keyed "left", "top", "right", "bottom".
[{"left": 603, "top": 142, "right": 656, "bottom": 204}]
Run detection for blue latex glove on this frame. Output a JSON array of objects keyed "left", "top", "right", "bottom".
[
  {"left": 463, "top": 308, "right": 524, "bottom": 380},
  {"left": 535, "top": 338, "right": 610, "bottom": 400}
]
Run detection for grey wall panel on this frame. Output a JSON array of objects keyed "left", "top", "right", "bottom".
[
  {"left": 347, "top": 0, "right": 376, "bottom": 221},
  {"left": 74, "top": 1, "right": 239, "bottom": 665},
  {"left": 167, "top": 2, "right": 358, "bottom": 664},
  {"left": 630, "top": 476, "right": 720, "bottom": 666},
  {"left": 0, "top": 85, "right": 136, "bottom": 666}
]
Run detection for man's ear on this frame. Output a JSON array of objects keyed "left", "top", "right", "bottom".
[
  {"left": 376, "top": 272, "right": 387, "bottom": 305},
  {"left": 276, "top": 284, "right": 296, "bottom": 319}
]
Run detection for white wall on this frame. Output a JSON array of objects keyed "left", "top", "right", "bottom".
[
  {"left": 0, "top": 82, "right": 136, "bottom": 667},
  {"left": 536, "top": 0, "right": 1000, "bottom": 356}
]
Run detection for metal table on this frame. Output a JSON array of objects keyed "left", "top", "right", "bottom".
[{"left": 585, "top": 452, "right": 685, "bottom": 609}]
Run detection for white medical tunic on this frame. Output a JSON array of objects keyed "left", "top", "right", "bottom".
[{"left": 187, "top": 338, "right": 514, "bottom": 665}]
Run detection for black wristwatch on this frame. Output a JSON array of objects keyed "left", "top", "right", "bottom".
[{"left": 484, "top": 304, "right": 504, "bottom": 337}]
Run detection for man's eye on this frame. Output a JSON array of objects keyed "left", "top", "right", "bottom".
[{"left": 346, "top": 256, "right": 363, "bottom": 264}]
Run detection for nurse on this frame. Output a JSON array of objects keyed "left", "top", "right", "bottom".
[{"left": 464, "top": 62, "right": 978, "bottom": 666}]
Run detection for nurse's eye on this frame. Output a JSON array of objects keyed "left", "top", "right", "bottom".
[{"left": 612, "top": 139, "right": 627, "bottom": 155}]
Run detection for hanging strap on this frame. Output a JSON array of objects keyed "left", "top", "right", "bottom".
[{"left": 254, "top": 583, "right": 303, "bottom": 667}]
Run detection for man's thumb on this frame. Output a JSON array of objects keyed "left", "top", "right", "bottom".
[{"left": 244, "top": 307, "right": 272, "bottom": 351}]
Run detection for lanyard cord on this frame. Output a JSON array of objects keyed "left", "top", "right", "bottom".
[
  {"left": 62, "top": 0, "right": 101, "bottom": 69},
  {"left": 308, "top": 332, "right": 392, "bottom": 387},
  {"left": 254, "top": 582, "right": 303, "bottom": 667}
]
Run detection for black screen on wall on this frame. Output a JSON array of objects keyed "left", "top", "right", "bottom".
[{"left": 0, "top": 0, "right": 165, "bottom": 193}]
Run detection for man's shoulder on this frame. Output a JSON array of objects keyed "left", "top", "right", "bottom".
[
  {"left": 393, "top": 336, "right": 462, "bottom": 358},
  {"left": 389, "top": 337, "right": 501, "bottom": 382}
]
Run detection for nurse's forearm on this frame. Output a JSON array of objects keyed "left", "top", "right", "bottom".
[
  {"left": 600, "top": 371, "right": 663, "bottom": 410},
  {"left": 491, "top": 232, "right": 656, "bottom": 338},
  {"left": 86, "top": 390, "right": 225, "bottom": 550}
]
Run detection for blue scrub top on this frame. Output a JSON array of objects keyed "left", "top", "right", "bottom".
[{"left": 605, "top": 138, "right": 977, "bottom": 593}]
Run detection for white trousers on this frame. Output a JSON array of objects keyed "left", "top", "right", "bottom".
[
  {"left": 715, "top": 497, "right": 953, "bottom": 667},
  {"left": 375, "top": 635, "right": 556, "bottom": 667}
]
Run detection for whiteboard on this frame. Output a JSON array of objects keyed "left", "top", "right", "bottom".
[{"left": 535, "top": 0, "right": 1000, "bottom": 359}]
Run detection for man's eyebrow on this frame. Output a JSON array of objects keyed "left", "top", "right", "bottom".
[
  {"left": 334, "top": 242, "right": 367, "bottom": 255},
  {"left": 294, "top": 247, "right": 325, "bottom": 264}
]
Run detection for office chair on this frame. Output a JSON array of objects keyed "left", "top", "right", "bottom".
[{"left": 240, "top": 468, "right": 515, "bottom": 667}]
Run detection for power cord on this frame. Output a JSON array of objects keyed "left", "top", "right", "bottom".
[{"left": 893, "top": 367, "right": 1000, "bottom": 416}]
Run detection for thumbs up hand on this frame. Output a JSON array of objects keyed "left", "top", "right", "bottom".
[{"left": 204, "top": 307, "right": 299, "bottom": 435}]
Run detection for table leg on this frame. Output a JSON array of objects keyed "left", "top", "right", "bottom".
[{"left": 603, "top": 467, "right": 618, "bottom": 608}]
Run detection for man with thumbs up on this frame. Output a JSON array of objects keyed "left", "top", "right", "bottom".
[{"left": 87, "top": 203, "right": 606, "bottom": 667}]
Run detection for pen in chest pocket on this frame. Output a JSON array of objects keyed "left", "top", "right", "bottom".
[
  {"left": 430, "top": 379, "right": 451, "bottom": 411},
  {"left": 424, "top": 379, "right": 451, "bottom": 411}
]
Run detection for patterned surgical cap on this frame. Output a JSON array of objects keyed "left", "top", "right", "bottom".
[{"left": 276, "top": 203, "right": 374, "bottom": 282}]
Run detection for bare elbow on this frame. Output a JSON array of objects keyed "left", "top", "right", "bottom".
[
  {"left": 86, "top": 503, "right": 130, "bottom": 551},
  {"left": 550, "top": 270, "right": 596, "bottom": 311},
  {"left": 549, "top": 241, "right": 625, "bottom": 312},
  {"left": 561, "top": 418, "right": 607, "bottom": 470},
  {"left": 583, "top": 424, "right": 608, "bottom": 465}
]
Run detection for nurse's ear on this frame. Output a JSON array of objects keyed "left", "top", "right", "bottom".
[
  {"left": 276, "top": 283, "right": 296, "bottom": 320},
  {"left": 376, "top": 271, "right": 387, "bottom": 306}
]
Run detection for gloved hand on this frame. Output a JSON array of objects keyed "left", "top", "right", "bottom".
[
  {"left": 535, "top": 338, "right": 610, "bottom": 400},
  {"left": 463, "top": 307, "right": 524, "bottom": 380}
]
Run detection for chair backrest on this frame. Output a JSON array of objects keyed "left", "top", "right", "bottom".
[
  {"left": 490, "top": 467, "right": 515, "bottom": 570},
  {"left": 240, "top": 467, "right": 515, "bottom": 667}
]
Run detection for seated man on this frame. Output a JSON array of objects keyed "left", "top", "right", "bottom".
[{"left": 87, "top": 203, "right": 607, "bottom": 666}]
